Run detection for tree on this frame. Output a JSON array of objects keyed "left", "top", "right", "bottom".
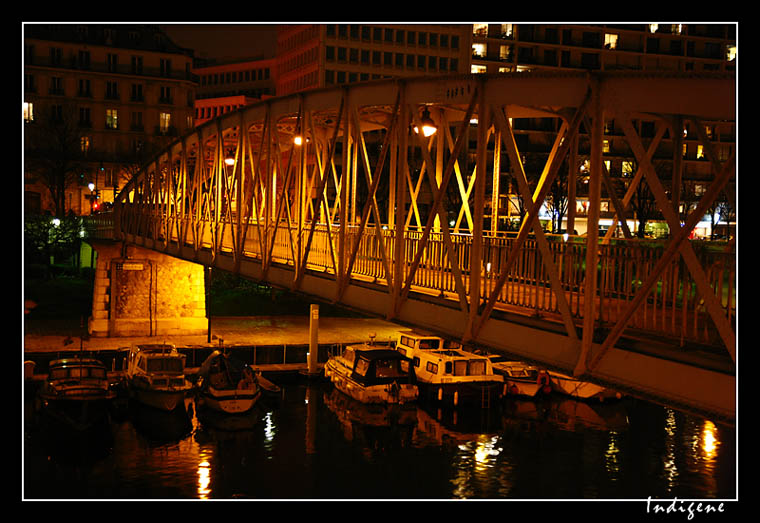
[
  {"left": 24, "top": 104, "right": 86, "bottom": 217},
  {"left": 545, "top": 161, "right": 570, "bottom": 233}
]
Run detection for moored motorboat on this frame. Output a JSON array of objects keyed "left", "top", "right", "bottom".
[
  {"left": 126, "top": 344, "right": 193, "bottom": 411},
  {"left": 38, "top": 356, "right": 116, "bottom": 431},
  {"left": 544, "top": 370, "right": 623, "bottom": 401},
  {"left": 196, "top": 350, "right": 262, "bottom": 415},
  {"left": 395, "top": 331, "right": 505, "bottom": 408},
  {"left": 489, "top": 357, "right": 552, "bottom": 397},
  {"left": 324, "top": 344, "right": 418, "bottom": 404}
]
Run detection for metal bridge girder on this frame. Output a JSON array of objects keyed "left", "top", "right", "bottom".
[{"left": 110, "top": 72, "right": 736, "bottom": 422}]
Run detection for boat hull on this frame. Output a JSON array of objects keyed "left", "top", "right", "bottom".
[
  {"left": 39, "top": 395, "right": 113, "bottom": 432},
  {"left": 418, "top": 380, "right": 505, "bottom": 407},
  {"left": 130, "top": 385, "right": 189, "bottom": 412},
  {"left": 547, "top": 372, "right": 622, "bottom": 401},
  {"left": 332, "top": 374, "right": 418, "bottom": 405},
  {"left": 197, "top": 387, "right": 262, "bottom": 414}
]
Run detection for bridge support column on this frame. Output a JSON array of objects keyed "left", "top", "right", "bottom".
[{"left": 87, "top": 241, "right": 208, "bottom": 338}]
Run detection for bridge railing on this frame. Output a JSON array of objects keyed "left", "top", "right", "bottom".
[
  {"left": 124, "top": 209, "right": 734, "bottom": 348},
  {"left": 82, "top": 212, "right": 115, "bottom": 240}
]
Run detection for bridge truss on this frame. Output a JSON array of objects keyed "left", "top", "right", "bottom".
[{"left": 111, "top": 72, "right": 736, "bottom": 421}]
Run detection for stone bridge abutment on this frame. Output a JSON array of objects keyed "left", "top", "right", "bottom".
[{"left": 88, "top": 241, "right": 208, "bottom": 338}]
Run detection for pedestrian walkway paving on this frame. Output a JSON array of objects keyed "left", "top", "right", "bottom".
[{"left": 23, "top": 315, "right": 406, "bottom": 354}]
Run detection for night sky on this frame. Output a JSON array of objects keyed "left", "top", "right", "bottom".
[{"left": 160, "top": 23, "right": 280, "bottom": 61}]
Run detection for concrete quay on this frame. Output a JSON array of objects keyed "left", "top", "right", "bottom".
[{"left": 23, "top": 315, "right": 406, "bottom": 354}]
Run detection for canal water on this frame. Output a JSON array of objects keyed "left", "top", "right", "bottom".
[{"left": 23, "top": 375, "right": 736, "bottom": 501}]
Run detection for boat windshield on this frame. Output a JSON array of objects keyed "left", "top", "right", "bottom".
[
  {"left": 146, "top": 358, "right": 184, "bottom": 373},
  {"left": 50, "top": 366, "right": 106, "bottom": 380}
]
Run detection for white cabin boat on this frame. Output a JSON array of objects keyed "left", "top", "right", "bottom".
[
  {"left": 324, "top": 344, "right": 418, "bottom": 405},
  {"left": 489, "top": 357, "right": 552, "bottom": 397},
  {"left": 395, "top": 331, "right": 505, "bottom": 407},
  {"left": 38, "top": 357, "right": 116, "bottom": 431},
  {"left": 126, "top": 344, "right": 193, "bottom": 411},
  {"left": 196, "top": 350, "right": 262, "bottom": 415}
]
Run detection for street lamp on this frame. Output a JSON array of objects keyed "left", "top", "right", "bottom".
[{"left": 413, "top": 107, "right": 437, "bottom": 137}]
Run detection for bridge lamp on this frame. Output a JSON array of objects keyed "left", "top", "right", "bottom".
[
  {"left": 224, "top": 157, "right": 235, "bottom": 166},
  {"left": 414, "top": 107, "right": 437, "bottom": 137}
]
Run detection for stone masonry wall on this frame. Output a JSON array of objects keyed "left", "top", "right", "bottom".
[{"left": 88, "top": 242, "right": 208, "bottom": 337}]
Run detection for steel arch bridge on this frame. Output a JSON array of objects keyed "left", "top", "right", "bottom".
[{"left": 102, "top": 71, "right": 736, "bottom": 421}]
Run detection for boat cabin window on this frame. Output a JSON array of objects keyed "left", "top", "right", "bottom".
[
  {"left": 354, "top": 357, "right": 370, "bottom": 377},
  {"left": 397, "top": 347, "right": 406, "bottom": 357},
  {"left": 399, "top": 335, "right": 416, "bottom": 349},
  {"left": 146, "top": 358, "right": 184, "bottom": 373},
  {"left": 344, "top": 348, "right": 356, "bottom": 367},
  {"left": 445, "top": 360, "right": 486, "bottom": 376},
  {"left": 375, "top": 359, "right": 407, "bottom": 378},
  {"left": 426, "top": 361, "right": 438, "bottom": 374},
  {"left": 469, "top": 360, "right": 486, "bottom": 376},
  {"left": 419, "top": 338, "right": 440, "bottom": 350}
]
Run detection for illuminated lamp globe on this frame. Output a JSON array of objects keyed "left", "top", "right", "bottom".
[{"left": 414, "top": 108, "right": 437, "bottom": 137}]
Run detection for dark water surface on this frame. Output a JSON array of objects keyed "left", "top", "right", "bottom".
[{"left": 23, "top": 378, "right": 735, "bottom": 501}]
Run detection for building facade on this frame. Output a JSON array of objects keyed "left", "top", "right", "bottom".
[
  {"left": 23, "top": 24, "right": 197, "bottom": 215},
  {"left": 470, "top": 23, "right": 736, "bottom": 74},
  {"left": 192, "top": 57, "right": 276, "bottom": 126},
  {"left": 23, "top": 22, "right": 736, "bottom": 237},
  {"left": 276, "top": 24, "right": 473, "bottom": 96}
]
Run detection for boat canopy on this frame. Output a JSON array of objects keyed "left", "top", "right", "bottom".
[
  {"left": 198, "top": 350, "right": 253, "bottom": 390},
  {"left": 48, "top": 359, "right": 107, "bottom": 380},
  {"left": 347, "top": 347, "right": 414, "bottom": 385}
]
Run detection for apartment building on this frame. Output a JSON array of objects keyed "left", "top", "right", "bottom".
[
  {"left": 23, "top": 24, "right": 197, "bottom": 215},
  {"left": 192, "top": 57, "right": 276, "bottom": 126},
  {"left": 470, "top": 23, "right": 736, "bottom": 74},
  {"left": 469, "top": 22, "right": 737, "bottom": 236},
  {"left": 276, "top": 24, "right": 473, "bottom": 96}
]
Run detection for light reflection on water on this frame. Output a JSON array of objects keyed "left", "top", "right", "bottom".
[{"left": 23, "top": 381, "right": 735, "bottom": 500}]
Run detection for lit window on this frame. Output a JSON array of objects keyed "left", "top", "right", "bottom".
[
  {"left": 603, "top": 140, "right": 610, "bottom": 153},
  {"left": 23, "top": 102, "right": 33, "bottom": 122},
  {"left": 649, "top": 24, "right": 659, "bottom": 34},
  {"left": 697, "top": 145, "right": 704, "bottom": 159},
  {"left": 726, "top": 45, "right": 737, "bottom": 61},
  {"left": 81, "top": 136, "right": 90, "bottom": 154},
  {"left": 160, "top": 112, "right": 171, "bottom": 133},
  {"left": 622, "top": 161, "right": 634, "bottom": 177},
  {"left": 471, "top": 64, "right": 487, "bottom": 74},
  {"left": 473, "top": 23, "right": 488, "bottom": 36},
  {"left": 106, "top": 108, "right": 118, "bottom": 129},
  {"left": 472, "top": 43, "right": 486, "bottom": 58},
  {"left": 604, "top": 34, "right": 618, "bottom": 49},
  {"left": 500, "top": 24, "right": 513, "bottom": 37}
]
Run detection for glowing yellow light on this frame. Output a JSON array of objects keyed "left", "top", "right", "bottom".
[
  {"left": 413, "top": 108, "right": 437, "bottom": 137},
  {"left": 294, "top": 135, "right": 303, "bottom": 146},
  {"left": 702, "top": 420, "right": 718, "bottom": 459},
  {"left": 224, "top": 157, "right": 235, "bottom": 166},
  {"left": 197, "top": 460, "right": 211, "bottom": 499}
]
